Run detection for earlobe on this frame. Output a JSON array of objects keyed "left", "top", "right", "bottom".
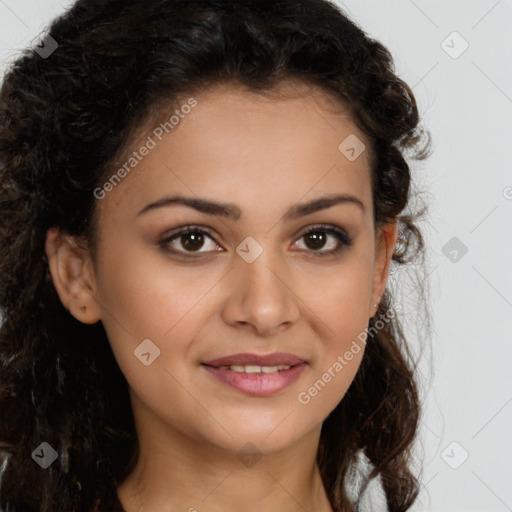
[{"left": 45, "top": 227, "right": 101, "bottom": 324}]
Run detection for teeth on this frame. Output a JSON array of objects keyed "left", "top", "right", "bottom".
[
  {"left": 219, "top": 364, "right": 292, "bottom": 373},
  {"left": 245, "top": 365, "right": 262, "bottom": 373}
]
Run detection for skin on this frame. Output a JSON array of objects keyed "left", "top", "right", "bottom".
[{"left": 45, "top": 80, "right": 397, "bottom": 512}]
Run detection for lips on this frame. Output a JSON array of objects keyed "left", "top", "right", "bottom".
[{"left": 201, "top": 352, "right": 308, "bottom": 397}]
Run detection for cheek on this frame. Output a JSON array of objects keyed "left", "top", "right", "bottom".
[
  {"left": 304, "top": 252, "right": 374, "bottom": 331},
  {"left": 94, "top": 241, "right": 200, "bottom": 335},
  {"left": 92, "top": 243, "right": 198, "bottom": 378},
  {"left": 298, "top": 325, "right": 366, "bottom": 418},
  {"left": 298, "top": 254, "right": 374, "bottom": 411},
  {"left": 93, "top": 252, "right": 210, "bottom": 429}
]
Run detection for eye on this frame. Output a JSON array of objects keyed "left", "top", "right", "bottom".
[
  {"left": 158, "top": 223, "right": 353, "bottom": 258},
  {"left": 158, "top": 225, "right": 219, "bottom": 257},
  {"left": 293, "top": 224, "right": 353, "bottom": 258}
]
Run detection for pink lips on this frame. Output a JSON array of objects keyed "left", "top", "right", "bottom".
[{"left": 202, "top": 352, "right": 308, "bottom": 397}]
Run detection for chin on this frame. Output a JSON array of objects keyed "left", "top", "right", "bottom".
[{"left": 195, "top": 414, "right": 314, "bottom": 456}]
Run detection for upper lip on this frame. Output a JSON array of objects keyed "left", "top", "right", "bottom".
[{"left": 202, "top": 352, "right": 307, "bottom": 367}]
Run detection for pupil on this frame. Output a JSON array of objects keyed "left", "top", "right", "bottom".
[
  {"left": 306, "top": 232, "right": 325, "bottom": 250},
  {"left": 183, "top": 232, "right": 204, "bottom": 251}
]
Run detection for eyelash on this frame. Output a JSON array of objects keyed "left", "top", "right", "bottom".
[{"left": 158, "top": 224, "right": 353, "bottom": 259}]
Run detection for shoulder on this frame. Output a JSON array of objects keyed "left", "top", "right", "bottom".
[{"left": 344, "top": 450, "right": 388, "bottom": 512}]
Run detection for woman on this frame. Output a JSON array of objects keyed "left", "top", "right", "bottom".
[{"left": 0, "top": 0, "right": 431, "bottom": 510}]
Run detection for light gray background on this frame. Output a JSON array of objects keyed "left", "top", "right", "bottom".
[{"left": 1, "top": 1, "right": 511, "bottom": 511}]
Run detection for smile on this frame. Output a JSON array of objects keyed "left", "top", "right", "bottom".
[{"left": 201, "top": 352, "right": 308, "bottom": 397}]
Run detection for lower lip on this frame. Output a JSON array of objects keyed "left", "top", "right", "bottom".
[{"left": 202, "top": 363, "right": 307, "bottom": 397}]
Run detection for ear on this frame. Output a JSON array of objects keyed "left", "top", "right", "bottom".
[
  {"left": 369, "top": 218, "right": 398, "bottom": 318},
  {"left": 45, "top": 227, "right": 101, "bottom": 324}
]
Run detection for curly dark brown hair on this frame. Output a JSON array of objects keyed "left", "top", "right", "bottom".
[{"left": 0, "top": 0, "right": 432, "bottom": 510}]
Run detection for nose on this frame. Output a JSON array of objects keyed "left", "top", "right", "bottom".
[{"left": 220, "top": 247, "right": 301, "bottom": 337}]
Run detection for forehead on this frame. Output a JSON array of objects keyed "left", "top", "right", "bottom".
[{"left": 97, "top": 80, "right": 373, "bottom": 223}]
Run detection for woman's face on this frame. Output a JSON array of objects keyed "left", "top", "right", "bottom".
[{"left": 66, "top": 81, "right": 396, "bottom": 456}]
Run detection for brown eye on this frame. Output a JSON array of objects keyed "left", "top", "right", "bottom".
[
  {"left": 158, "top": 227, "right": 219, "bottom": 255},
  {"left": 158, "top": 224, "right": 353, "bottom": 259},
  {"left": 294, "top": 225, "right": 353, "bottom": 257},
  {"left": 303, "top": 231, "right": 328, "bottom": 251},
  {"left": 179, "top": 231, "right": 206, "bottom": 251}
]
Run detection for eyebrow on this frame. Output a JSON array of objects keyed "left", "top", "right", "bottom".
[{"left": 137, "top": 193, "right": 365, "bottom": 220}]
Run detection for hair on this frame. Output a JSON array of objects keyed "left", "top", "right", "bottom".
[{"left": 0, "top": 0, "right": 432, "bottom": 510}]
